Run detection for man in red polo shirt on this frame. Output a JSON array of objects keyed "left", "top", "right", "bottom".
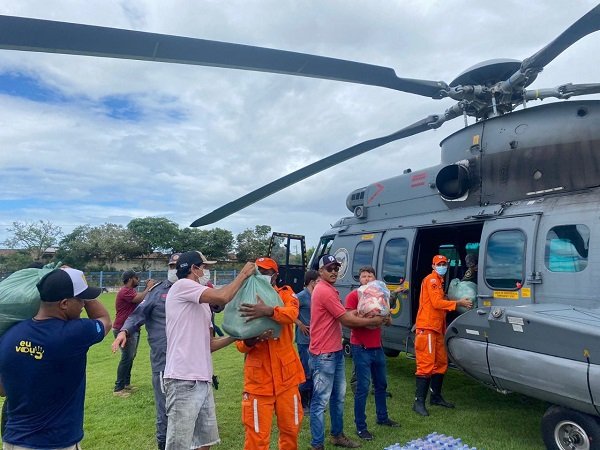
[
  {"left": 112, "top": 270, "right": 155, "bottom": 397},
  {"left": 309, "top": 255, "right": 385, "bottom": 450}
]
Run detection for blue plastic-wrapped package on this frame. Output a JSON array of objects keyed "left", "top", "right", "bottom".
[{"left": 222, "top": 270, "right": 283, "bottom": 339}]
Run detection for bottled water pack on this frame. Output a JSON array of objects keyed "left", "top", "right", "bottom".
[{"left": 384, "top": 432, "right": 478, "bottom": 450}]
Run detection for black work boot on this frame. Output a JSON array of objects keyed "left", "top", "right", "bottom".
[
  {"left": 429, "top": 373, "right": 455, "bottom": 408},
  {"left": 412, "top": 376, "right": 430, "bottom": 416}
]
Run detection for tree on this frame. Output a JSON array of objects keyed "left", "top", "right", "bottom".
[
  {"left": 3, "top": 220, "right": 62, "bottom": 261},
  {"left": 0, "top": 251, "right": 38, "bottom": 272},
  {"left": 127, "top": 217, "right": 180, "bottom": 254},
  {"left": 235, "top": 225, "right": 271, "bottom": 262},
  {"left": 57, "top": 225, "right": 95, "bottom": 268},
  {"left": 172, "top": 227, "right": 234, "bottom": 259},
  {"left": 57, "top": 223, "right": 145, "bottom": 269}
]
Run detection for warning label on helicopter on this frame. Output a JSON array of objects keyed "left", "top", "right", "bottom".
[{"left": 493, "top": 291, "right": 519, "bottom": 299}]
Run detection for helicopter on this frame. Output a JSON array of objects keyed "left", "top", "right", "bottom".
[{"left": 1, "top": 3, "right": 600, "bottom": 449}]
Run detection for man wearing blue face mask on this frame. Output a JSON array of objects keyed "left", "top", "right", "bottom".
[{"left": 413, "top": 255, "right": 472, "bottom": 417}]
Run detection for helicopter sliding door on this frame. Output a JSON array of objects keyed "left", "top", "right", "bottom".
[
  {"left": 478, "top": 214, "right": 541, "bottom": 307},
  {"left": 378, "top": 229, "right": 415, "bottom": 356}
]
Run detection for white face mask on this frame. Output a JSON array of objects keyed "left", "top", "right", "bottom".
[
  {"left": 259, "top": 274, "right": 273, "bottom": 285},
  {"left": 435, "top": 266, "right": 448, "bottom": 276},
  {"left": 198, "top": 269, "right": 210, "bottom": 286},
  {"left": 167, "top": 269, "right": 178, "bottom": 283}
]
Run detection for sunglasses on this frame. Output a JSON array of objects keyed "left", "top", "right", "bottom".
[{"left": 324, "top": 265, "right": 340, "bottom": 273}]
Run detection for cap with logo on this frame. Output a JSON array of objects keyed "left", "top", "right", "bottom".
[
  {"left": 319, "top": 254, "right": 341, "bottom": 269},
  {"left": 36, "top": 268, "right": 102, "bottom": 302},
  {"left": 176, "top": 250, "right": 217, "bottom": 272},
  {"left": 255, "top": 257, "right": 278, "bottom": 272},
  {"left": 168, "top": 253, "right": 181, "bottom": 265},
  {"left": 432, "top": 255, "right": 449, "bottom": 265}
]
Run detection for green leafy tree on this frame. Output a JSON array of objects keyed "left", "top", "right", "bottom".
[
  {"left": 0, "top": 251, "right": 38, "bottom": 272},
  {"left": 57, "top": 225, "right": 94, "bottom": 268},
  {"left": 57, "top": 223, "right": 145, "bottom": 268},
  {"left": 3, "top": 220, "right": 62, "bottom": 261},
  {"left": 202, "top": 228, "right": 234, "bottom": 259},
  {"left": 172, "top": 227, "right": 234, "bottom": 260},
  {"left": 236, "top": 225, "right": 271, "bottom": 262},
  {"left": 127, "top": 217, "right": 180, "bottom": 253}
]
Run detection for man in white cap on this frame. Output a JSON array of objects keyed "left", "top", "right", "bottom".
[{"left": 0, "top": 267, "right": 111, "bottom": 450}]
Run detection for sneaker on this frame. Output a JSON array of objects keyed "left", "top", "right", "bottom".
[
  {"left": 356, "top": 429, "right": 373, "bottom": 441},
  {"left": 124, "top": 384, "right": 138, "bottom": 392},
  {"left": 330, "top": 433, "right": 361, "bottom": 448},
  {"left": 113, "top": 389, "right": 131, "bottom": 398},
  {"left": 377, "top": 418, "right": 400, "bottom": 427}
]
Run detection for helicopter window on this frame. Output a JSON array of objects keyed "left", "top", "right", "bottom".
[
  {"left": 352, "top": 241, "right": 374, "bottom": 281},
  {"left": 382, "top": 238, "right": 408, "bottom": 283},
  {"left": 545, "top": 224, "right": 589, "bottom": 272},
  {"left": 485, "top": 230, "right": 525, "bottom": 290},
  {"left": 310, "top": 236, "right": 335, "bottom": 270}
]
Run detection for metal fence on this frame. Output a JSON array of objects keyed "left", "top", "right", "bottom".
[
  {"left": 88, "top": 270, "right": 238, "bottom": 290},
  {"left": 0, "top": 270, "right": 239, "bottom": 290}
]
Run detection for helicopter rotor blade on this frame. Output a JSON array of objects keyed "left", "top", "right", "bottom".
[
  {"left": 524, "top": 83, "right": 600, "bottom": 101},
  {"left": 190, "top": 114, "right": 446, "bottom": 227},
  {"left": 0, "top": 15, "right": 448, "bottom": 99},
  {"left": 521, "top": 4, "right": 600, "bottom": 72}
]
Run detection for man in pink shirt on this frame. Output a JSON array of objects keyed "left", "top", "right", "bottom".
[
  {"left": 112, "top": 270, "right": 155, "bottom": 397},
  {"left": 164, "top": 251, "right": 255, "bottom": 450},
  {"left": 309, "top": 255, "right": 385, "bottom": 450}
]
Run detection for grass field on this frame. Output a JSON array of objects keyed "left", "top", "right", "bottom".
[{"left": 1, "top": 293, "right": 548, "bottom": 449}]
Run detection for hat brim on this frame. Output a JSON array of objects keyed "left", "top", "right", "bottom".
[
  {"left": 76, "top": 286, "right": 102, "bottom": 300},
  {"left": 323, "top": 262, "right": 341, "bottom": 269}
]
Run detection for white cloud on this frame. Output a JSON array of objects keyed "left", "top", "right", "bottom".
[{"left": 0, "top": 0, "right": 598, "bottom": 248}]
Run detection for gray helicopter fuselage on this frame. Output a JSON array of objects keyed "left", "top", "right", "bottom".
[{"left": 311, "top": 99, "right": 600, "bottom": 416}]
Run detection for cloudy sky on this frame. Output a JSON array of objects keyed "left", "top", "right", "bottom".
[{"left": 0, "top": 0, "right": 598, "bottom": 249}]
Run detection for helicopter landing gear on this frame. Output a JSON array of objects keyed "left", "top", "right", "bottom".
[{"left": 542, "top": 405, "right": 600, "bottom": 450}]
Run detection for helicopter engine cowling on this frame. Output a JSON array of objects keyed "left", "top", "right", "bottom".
[{"left": 435, "top": 162, "right": 471, "bottom": 200}]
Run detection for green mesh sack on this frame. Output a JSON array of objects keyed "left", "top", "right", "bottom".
[
  {"left": 0, "top": 262, "right": 62, "bottom": 336},
  {"left": 447, "top": 278, "right": 478, "bottom": 313},
  {"left": 222, "top": 270, "right": 283, "bottom": 339}
]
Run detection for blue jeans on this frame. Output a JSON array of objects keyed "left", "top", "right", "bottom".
[
  {"left": 164, "top": 379, "right": 220, "bottom": 449},
  {"left": 113, "top": 329, "right": 140, "bottom": 391},
  {"left": 297, "top": 344, "right": 312, "bottom": 393},
  {"left": 352, "top": 345, "right": 389, "bottom": 431},
  {"left": 309, "top": 351, "right": 346, "bottom": 447},
  {"left": 152, "top": 371, "right": 167, "bottom": 446}
]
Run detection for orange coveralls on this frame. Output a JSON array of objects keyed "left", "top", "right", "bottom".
[
  {"left": 236, "top": 285, "right": 306, "bottom": 450},
  {"left": 414, "top": 271, "right": 458, "bottom": 377}
]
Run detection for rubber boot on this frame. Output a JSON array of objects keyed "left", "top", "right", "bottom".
[
  {"left": 412, "top": 376, "right": 430, "bottom": 416},
  {"left": 429, "top": 373, "right": 455, "bottom": 408}
]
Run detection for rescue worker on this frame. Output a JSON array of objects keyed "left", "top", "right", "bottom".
[
  {"left": 461, "top": 253, "right": 478, "bottom": 283},
  {"left": 413, "top": 255, "right": 473, "bottom": 416},
  {"left": 236, "top": 257, "right": 305, "bottom": 450}
]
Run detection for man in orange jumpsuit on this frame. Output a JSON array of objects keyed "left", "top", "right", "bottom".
[
  {"left": 237, "top": 257, "right": 305, "bottom": 450},
  {"left": 413, "top": 254, "right": 472, "bottom": 416}
]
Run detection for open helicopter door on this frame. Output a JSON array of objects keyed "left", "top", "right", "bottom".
[
  {"left": 477, "top": 214, "right": 541, "bottom": 308},
  {"left": 267, "top": 232, "right": 306, "bottom": 293},
  {"left": 377, "top": 229, "right": 415, "bottom": 357}
]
